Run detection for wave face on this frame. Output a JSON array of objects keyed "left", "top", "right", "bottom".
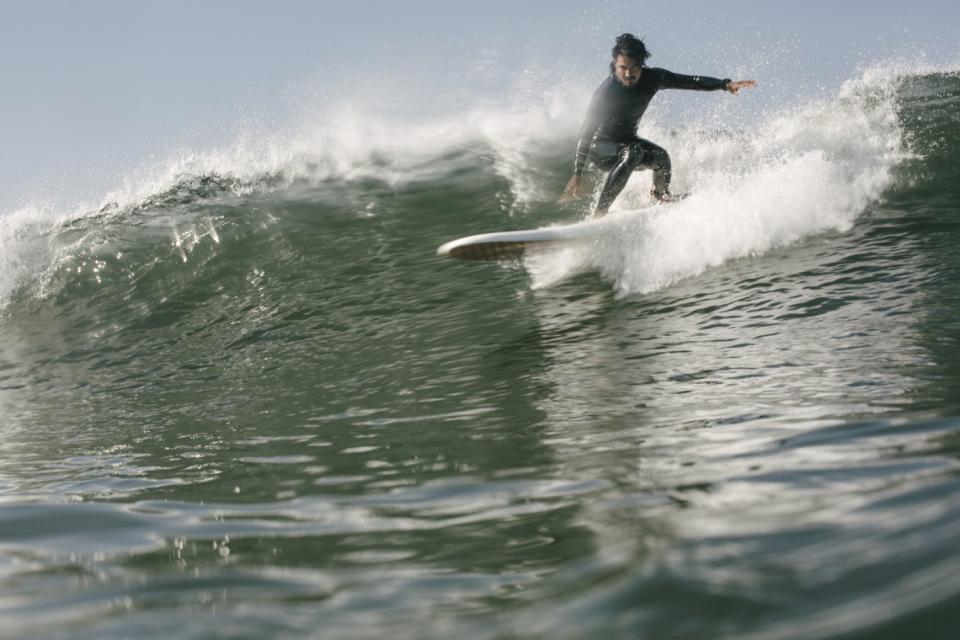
[{"left": 2, "top": 67, "right": 960, "bottom": 639}]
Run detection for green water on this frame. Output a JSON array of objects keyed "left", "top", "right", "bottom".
[{"left": 2, "top": 72, "right": 960, "bottom": 639}]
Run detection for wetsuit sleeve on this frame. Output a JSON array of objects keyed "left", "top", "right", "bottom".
[
  {"left": 656, "top": 68, "right": 730, "bottom": 91},
  {"left": 573, "top": 85, "right": 606, "bottom": 176}
]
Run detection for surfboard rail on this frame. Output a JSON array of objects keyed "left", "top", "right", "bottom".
[{"left": 437, "top": 223, "right": 598, "bottom": 262}]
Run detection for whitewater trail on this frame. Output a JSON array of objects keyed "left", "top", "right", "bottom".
[{"left": 526, "top": 67, "right": 907, "bottom": 295}]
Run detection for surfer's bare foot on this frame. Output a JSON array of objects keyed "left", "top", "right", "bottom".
[{"left": 652, "top": 190, "right": 690, "bottom": 204}]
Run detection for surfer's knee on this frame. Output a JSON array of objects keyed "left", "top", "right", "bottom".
[
  {"left": 625, "top": 142, "right": 671, "bottom": 175},
  {"left": 646, "top": 144, "right": 671, "bottom": 172},
  {"left": 623, "top": 143, "right": 648, "bottom": 169}
]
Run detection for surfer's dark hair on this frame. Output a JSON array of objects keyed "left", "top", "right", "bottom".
[{"left": 611, "top": 33, "right": 650, "bottom": 65}]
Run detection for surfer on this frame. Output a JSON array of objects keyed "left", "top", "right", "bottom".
[{"left": 559, "top": 33, "right": 756, "bottom": 216}]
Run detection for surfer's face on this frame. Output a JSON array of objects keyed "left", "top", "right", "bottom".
[{"left": 613, "top": 55, "right": 643, "bottom": 87}]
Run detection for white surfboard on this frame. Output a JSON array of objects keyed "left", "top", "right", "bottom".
[{"left": 437, "top": 219, "right": 602, "bottom": 261}]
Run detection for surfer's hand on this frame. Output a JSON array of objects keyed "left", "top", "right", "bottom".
[
  {"left": 726, "top": 80, "right": 757, "bottom": 95},
  {"left": 558, "top": 175, "right": 584, "bottom": 202}
]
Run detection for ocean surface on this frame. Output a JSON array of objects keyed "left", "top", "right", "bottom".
[{"left": 2, "top": 66, "right": 960, "bottom": 639}]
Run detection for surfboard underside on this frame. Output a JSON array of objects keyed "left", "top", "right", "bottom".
[{"left": 442, "top": 239, "right": 566, "bottom": 261}]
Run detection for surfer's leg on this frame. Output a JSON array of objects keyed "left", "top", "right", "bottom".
[
  {"left": 593, "top": 140, "right": 672, "bottom": 216},
  {"left": 639, "top": 141, "right": 672, "bottom": 201},
  {"left": 594, "top": 144, "right": 644, "bottom": 215}
]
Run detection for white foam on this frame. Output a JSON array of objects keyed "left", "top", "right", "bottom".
[
  {"left": 527, "top": 66, "right": 907, "bottom": 296},
  {"left": 0, "top": 63, "right": 928, "bottom": 305},
  {"left": 0, "top": 75, "right": 598, "bottom": 304}
]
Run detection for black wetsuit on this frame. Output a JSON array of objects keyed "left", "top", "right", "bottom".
[{"left": 574, "top": 68, "right": 730, "bottom": 211}]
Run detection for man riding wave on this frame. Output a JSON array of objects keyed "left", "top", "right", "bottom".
[{"left": 559, "top": 33, "right": 756, "bottom": 216}]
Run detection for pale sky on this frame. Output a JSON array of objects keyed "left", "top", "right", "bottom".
[{"left": 2, "top": 0, "right": 958, "bottom": 212}]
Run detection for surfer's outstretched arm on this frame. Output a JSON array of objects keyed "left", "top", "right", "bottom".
[{"left": 726, "top": 79, "right": 757, "bottom": 95}]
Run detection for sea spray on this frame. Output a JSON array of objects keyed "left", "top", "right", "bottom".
[
  {"left": 526, "top": 67, "right": 906, "bottom": 295},
  {"left": 0, "top": 65, "right": 925, "bottom": 309}
]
